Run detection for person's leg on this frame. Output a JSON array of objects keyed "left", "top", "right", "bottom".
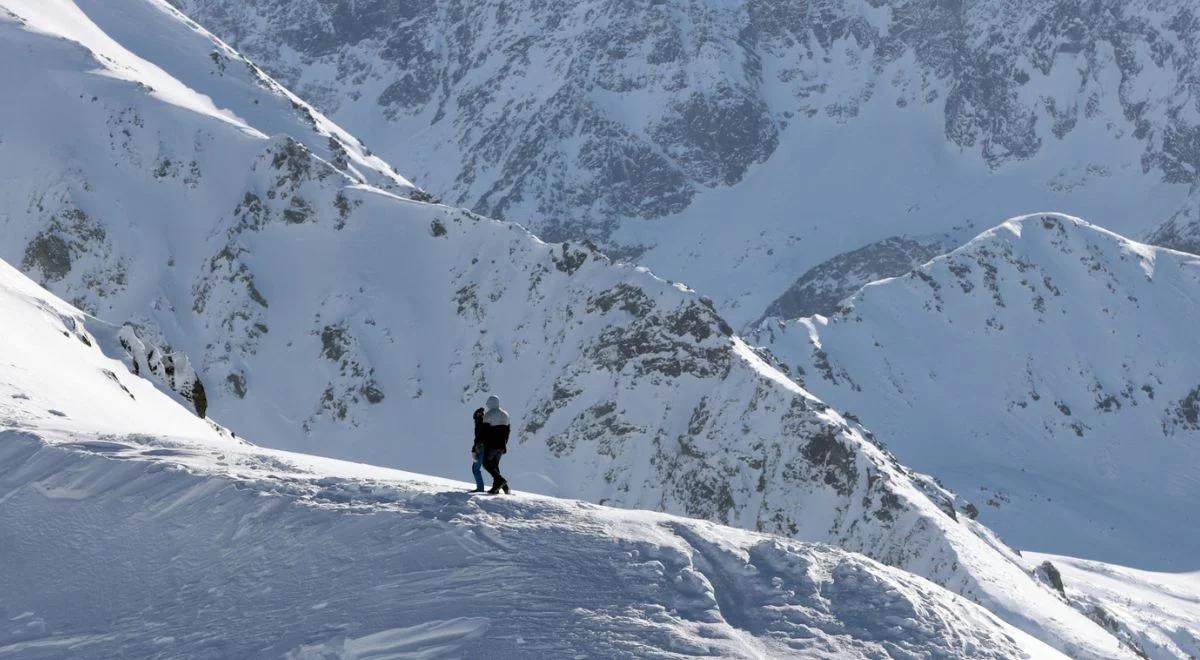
[
  {"left": 484, "top": 449, "right": 506, "bottom": 493},
  {"left": 471, "top": 448, "right": 485, "bottom": 491}
]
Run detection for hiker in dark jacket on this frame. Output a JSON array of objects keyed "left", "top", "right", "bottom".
[
  {"left": 470, "top": 407, "right": 486, "bottom": 492},
  {"left": 480, "top": 395, "right": 510, "bottom": 494}
]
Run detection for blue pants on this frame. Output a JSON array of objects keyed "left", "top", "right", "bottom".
[{"left": 471, "top": 447, "right": 485, "bottom": 490}]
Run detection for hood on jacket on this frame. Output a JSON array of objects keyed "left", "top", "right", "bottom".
[{"left": 482, "top": 395, "right": 510, "bottom": 426}]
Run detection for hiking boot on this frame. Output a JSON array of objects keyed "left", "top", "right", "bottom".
[{"left": 501, "top": 482, "right": 510, "bottom": 494}]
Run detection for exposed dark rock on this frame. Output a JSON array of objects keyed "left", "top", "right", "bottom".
[
  {"left": 587, "top": 284, "right": 655, "bottom": 316},
  {"left": 552, "top": 242, "right": 590, "bottom": 275},
  {"left": 361, "top": 381, "right": 385, "bottom": 404},
  {"left": 22, "top": 233, "right": 72, "bottom": 282},
  {"left": 800, "top": 427, "right": 856, "bottom": 497},
  {"left": 320, "top": 324, "right": 350, "bottom": 362},
  {"left": 117, "top": 325, "right": 207, "bottom": 417},
  {"left": 191, "top": 378, "right": 208, "bottom": 418},
  {"left": 226, "top": 372, "right": 247, "bottom": 398},
  {"left": 408, "top": 189, "right": 437, "bottom": 203},
  {"left": 1168, "top": 385, "right": 1200, "bottom": 432},
  {"left": 1034, "top": 560, "right": 1066, "bottom": 597},
  {"left": 760, "top": 236, "right": 949, "bottom": 321}
]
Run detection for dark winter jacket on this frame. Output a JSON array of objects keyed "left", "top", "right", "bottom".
[
  {"left": 481, "top": 395, "right": 511, "bottom": 452},
  {"left": 472, "top": 408, "right": 485, "bottom": 453},
  {"left": 482, "top": 422, "right": 510, "bottom": 452}
]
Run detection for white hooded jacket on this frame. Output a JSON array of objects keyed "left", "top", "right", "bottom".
[{"left": 482, "top": 395, "right": 510, "bottom": 427}]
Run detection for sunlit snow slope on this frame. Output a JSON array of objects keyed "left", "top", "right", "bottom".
[
  {"left": 1022, "top": 552, "right": 1200, "bottom": 660},
  {"left": 0, "top": 259, "right": 1066, "bottom": 659},
  {"left": 755, "top": 214, "right": 1200, "bottom": 570}
]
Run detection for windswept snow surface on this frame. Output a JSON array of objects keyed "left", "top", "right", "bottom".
[
  {"left": 0, "top": 434, "right": 1063, "bottom": 660},
  {"left": 0, "top": 260, "right": 1062, "bottom": 659},
  {"left": 754, "top": 213, "right": 1200, "bottom": 572},
  {"left": 0, "top": 3, "right": 1138, "bottom": 656}
]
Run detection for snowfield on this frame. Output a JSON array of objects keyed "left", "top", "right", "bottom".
[{"left": 0, "top": 259, "right": 1060, "bottom": 659}]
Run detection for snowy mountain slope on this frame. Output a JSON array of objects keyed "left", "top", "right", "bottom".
[
  {"left": 0, "top": 258, "right": 1063, "bottom": 659},
  {"left": 1147, "top": 187, "right": 1200, "bottom": 256},
  {"left": 753, "top": 213, "right": 1200, "bottom": 571},
  {"left": 4, "top": 0, "right": 413, "bottom": 196},
  {"left": 1022, "top": 552, "right": 1200, "bottom": 660},
  {"left": 0, "top": 4, "right": 1136, "bottom": 655},
  {"left": 169, "top": 0, "right": 1200, "bottom": 324},
  {"left": 0, "top": 255, "right": 233, "bottom": 448}
]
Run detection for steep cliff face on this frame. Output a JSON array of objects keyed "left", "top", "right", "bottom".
[
  {"left": 0, "top": 3, "right": 1131, "bottom": 654},
  {"left": 171, "top": 0, "right": 1200, "bottom": 322},
  {"left": 754, "top": 213, "right": 1200, "bottom": 570}
]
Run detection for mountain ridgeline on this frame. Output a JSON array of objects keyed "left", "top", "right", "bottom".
[
  {"left": 171, "top": 0, "right": 1200, "bottom": 324},
  {"left": 754, "top": 214, "right": 1200, "bottom": 571}
]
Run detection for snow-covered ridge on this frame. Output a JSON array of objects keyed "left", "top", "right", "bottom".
[
  {"left": 4, "top": 0, "right": 413, "bottom": 195},
  {"left": 0, "top": 433, "right": 1062, "bottom": 659},
  {"left": 754, "top": 213, "right": 1200, "bottom": 571},
  {"left": 0, "top": 256, "right": 1063, "bottom": 658},
  {"left": 0, "top": 3, "right": 1135, "bottom": 654}
]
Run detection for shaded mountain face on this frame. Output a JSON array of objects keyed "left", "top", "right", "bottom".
[
  {"left": 0, "top": 3, "right": 1130, "bottom": 654},
  {"left": 171, "top": 0, "right": 1200, "bottom": 323},
  {"left": 758, "top": 234, "right": 958, "bottom": 321},
  {"left": 1147, "top": 188, "right": 1200, "bottom": 255},
  {"left": 753, "top": 213, "right": 1200, "bottom": 571},
  {"left": 0, "top": 262, "right": 1056, "bottom": 658}
]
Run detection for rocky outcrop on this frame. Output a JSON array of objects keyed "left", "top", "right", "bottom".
[
  {"left": 117, "top": 325, "right": 207, "bottom": 417},
  {"left": 758, "top": 235, "right": 952, "bottom": 322}
]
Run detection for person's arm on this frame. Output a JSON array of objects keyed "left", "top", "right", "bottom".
[{"left": 500, "top": 425, "right": 511, "bottom": 452}]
